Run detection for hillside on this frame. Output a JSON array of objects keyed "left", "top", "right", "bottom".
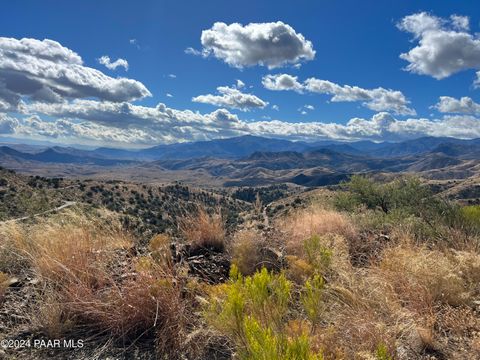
[
  {"left": 0, "top": 167, "right": 254, "bottom": 240},
  {"left": 1, "top": 136, "right": 479, "bottom": 188},
  {"left": 0, "top": 174, "right": 479, "bottom": 359}
]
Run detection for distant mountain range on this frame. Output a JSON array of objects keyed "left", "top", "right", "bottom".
[
  {"left": 0, "top": 146, "right": 133, "bottom": 166},
  {"left": 93, "top": 135, "right": 312, "bottom": 160},
  {"left": 1, "top": 135, "right": 479, "bottom": 187},
  {"left": 92, "top": 135, "right": 480, "bottom": 160},
  {"left": 3, "top": 135, "right": 479, "bottom": 162}
]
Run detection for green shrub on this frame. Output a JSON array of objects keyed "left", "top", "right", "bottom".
[
  {"left": 335, "top": 175, "right": 480, "bottom": 242},
  {"left": 461, "top": 205, "right": 480, "bottom": 229},
  {"left": 334, "top": 191, "right": 360, "bottom": 212},
  {"left": 336, "top": 175, "right": 432, "bottom": 215},
  {"left": 301, "top": 274, "right": 325, "bottom": 324},
  {"left": 303, "top": 235, "right": 332, "bottom": 274},
  {"left": 206, "top": 265, "right": 323, "bottom": 359},
  {"left": 375, "top": 342, "right": 393, "bottom": 360},
  {"left": 242, "top": 316, "right": 321, "bottom": 360}
]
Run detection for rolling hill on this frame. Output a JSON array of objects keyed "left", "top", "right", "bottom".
[{"left": 0, "top": 135, "right": 478, "bottom": 187}]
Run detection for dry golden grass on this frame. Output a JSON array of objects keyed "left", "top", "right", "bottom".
[
  {"left": 311, "top": 242, "right": 480, "bottom": 358},
  {"left": 0, "top": 271, "right": 9, "bottom": 302},
  {"left": 32, "top": 261, "right": 189, "bottom": 359},
  {"left": 231, "top": 229, "right": 262, "bottom": 275},
  {"left": 180, "top": 207, "right": 226, "bottom": 252},
  {"left": 0, "top": 210, "right": 191, "bottom": 357},
  {"left": 316, "top": 309, "right": 401, "bottom": 359},
  {"left": 0, "top": 222, "right": 31, "bottom": 273},
  {"left": 63, "top": 265, "right": 183, "bottom": 339},
  {"left": 0, "top": 209, "right": 131, "bottom": 278},
  {"left": 379, "top": 246, "right": 472, "bottom": 307},
  {"left": 148, "top": 233, "right": 173, "bottom": 268},
  {"left": 1, "top": 192, "right": 479, "bottom": 359},
  {"left": 264, "top": 204, "right": 480, "bottom": 358},
  {"left": 277, "top": 205, "right": 357, "bottom": 257},
  {"left": 315, "top": 264, "right": 416, "bottom": 358}
]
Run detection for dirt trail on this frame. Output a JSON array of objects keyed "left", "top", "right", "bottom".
[{"left": 0, "top": 201, "right": 77, "bottom": 224}]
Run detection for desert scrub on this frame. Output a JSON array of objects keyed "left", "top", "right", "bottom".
[
  {"left": 301, "top": 274, "right": 325, "bottom": 324},
  {"left": 278, "top": 206, "right": 357, "bottom": 256},
  {"left": 335, "top": 175, "right": 432, "bottom": 215},
  {"left": 2, "top": 210, "right": 192, "bottom": 357},
  {"left": 336, "top": 176, "right": 480, "bottom": 250},
  {"left": 180, "top": 207, "right": 226, "bottom": 252},
  {"left": 148, "top": 233, "right": 173, "bottom": 267},
  {"left": 380, "top": 246, "right": 473, "bottom": 307},
  {"left": 241, "top": 316, "right": 322, "bottom": 360},
  {"left": 205, "top": 265, "right": 324, "bottom": 359},
  {"left": 285, "top": 255, "right": 315, "bottom": 284},
  {"left": 231, "top": 229, "right": 265, "bottom": 275},
  {"left": 303, "top": 235, "right": 333, "bottom": 274},
  {"left": 337, "top": 176, "right": 473, "bottom": 229},
  {"left": 461, "top": 205, "right": 480, "bottom": 224},
  {"left": 375, "top": 343, "right": 393, "bottom": 360},
  {"left": 286, "top": 233, "right": 351, "bottom": 284}
]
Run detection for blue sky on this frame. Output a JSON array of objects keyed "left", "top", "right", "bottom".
[{"left": 1, "top": 0, "right": 480, "bottom": 147}]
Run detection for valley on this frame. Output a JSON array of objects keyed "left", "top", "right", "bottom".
[{"left": 2, "top": 135, "right": 480, "bottom": 205}]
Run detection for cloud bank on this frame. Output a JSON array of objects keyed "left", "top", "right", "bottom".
[
  {"left": 2, "top": 99, "right": 474, "bottom": 146},
  {"left": 262, "top": 74, "right": 415, "bottom": 115},
  {"left": 0, "top": 37, "right": 150, "bottom": 112}
]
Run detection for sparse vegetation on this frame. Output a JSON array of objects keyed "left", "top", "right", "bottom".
[
  {"left": 336, "top": 175, "right": 480, "bottom": 249},
  {"left": 180, "top": 207, "right": 226, "bottom": 252},
  {"left": 231, "top": 229, "right": 263, "bottom": 275},
  {"left": 0, "top": 171, "right": 479, "bottom": 359},
  {"left": 231, "top": 184, "right": 294, "bottom": 205}
]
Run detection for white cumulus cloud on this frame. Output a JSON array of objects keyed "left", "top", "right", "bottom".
[
  {"left": 0, "top": 113, "right": 18, "bottom": 134},
  {"left": 298, "top": 104, "right": 315, "bottom": 114},
  {"left": 262, "top": 74, "right": 304, "bottom": 92},
  {"left": 434, "top": 96, "right": 480, "bottom": 114},
  {"left": 0, "top": 37, "right": 150, "bottom": 112},
  {"left": 263, "top": 74, "right": 415, "bottom": 115},
  {"left": 3, "top": 35, "right": 477, "bottom": 147},
  {"left": 196, "top": 22, "right": 315, "bottom": 69},
  {"left": 98, "top": 55, "right": 129, "bottom": 71},
  {"left": 192, "top": 85, "right": 268, "bottom": 111},
  {"left": 398, "top": 12, "right": 480, "bottom": 80}
]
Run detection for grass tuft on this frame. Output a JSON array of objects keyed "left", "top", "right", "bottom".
[{"left": 180, "top": 207, "right": 226, "bottom": 252}]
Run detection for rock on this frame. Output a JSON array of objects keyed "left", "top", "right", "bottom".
[
  {"left": 258, "top": 247, "right": 284, "bottom": 271},
  {"left": 27, "top": 278, "right": 39, "bottom": 285},
  {"left": 5, "top": 277, "right": 21, "bottom": 287}
]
